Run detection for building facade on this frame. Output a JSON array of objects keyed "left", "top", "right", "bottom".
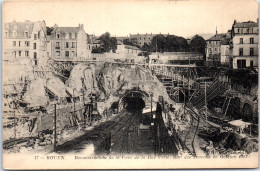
[
  {"left": 205, "top": 33, "right": 226, "bottom": 66},
  {"left": 230, "top": 20, "right": 258, "bottom": 69},
  {"left": 220, "top": 37, "right": 231, "bottom": 66},
  {"left": 50, "top": 24, "right": 87, "bottom": 58},
  {"left": 3, "top": 20, "right": 48, "bottom": 65}
]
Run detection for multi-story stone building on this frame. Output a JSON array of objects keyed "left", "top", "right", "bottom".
[
  {"left": 3, "top": 20, "right": 48, "bottom": 65},
  {"left": 205, "top": 33, "right": 227, "bottom": 66},
  {"left": 50, "top": 24, "right": 87, "bottom": 58},
  {"left": 230, "top": 20, "right": 258, "bottom": 69}
]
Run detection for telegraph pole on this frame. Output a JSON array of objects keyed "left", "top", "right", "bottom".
[
  {"left": 205, "top": 81, "right": 208, "bottom": 132},
  {"left": 151, "top": 94, "right": 153, "bottom": 125}
]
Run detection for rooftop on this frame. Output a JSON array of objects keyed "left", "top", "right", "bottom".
[
  {"left": 234, "top": 21, "right": 258, "bottom": 28},
  {"left": 207, "top": 33, "right": 226, "bottom": 41},
  {"left": 4, "top": 21, "right": 34, "bottom": 39},
  {"left": 52, "top": 27, "right": 80, "bottom": 33}
]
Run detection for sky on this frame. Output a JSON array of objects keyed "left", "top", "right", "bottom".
[{"left": 2, "top": 0, "right": 259, "bottom": 38}]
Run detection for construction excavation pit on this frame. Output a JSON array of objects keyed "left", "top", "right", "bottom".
[{"left": 3, "top": 60, "right": 258, "bottom": 158}]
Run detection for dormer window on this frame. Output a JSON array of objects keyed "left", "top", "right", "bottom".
[{"left": 57, "top": 33, "right": 60, "bottom": 39}]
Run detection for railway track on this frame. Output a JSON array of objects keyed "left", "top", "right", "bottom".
[{"left": 55, "top": 109, "right": 140, "bottom": 153}]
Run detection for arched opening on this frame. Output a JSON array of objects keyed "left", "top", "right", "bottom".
[
  {"left": 118, "top": 88, "right": 149, "bottom": 112},
  {"left": 121, "top": 93, "right": 145, "bottom": 111}
]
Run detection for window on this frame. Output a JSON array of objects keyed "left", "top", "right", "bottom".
[
  {"left": 25, "top": 51, "right": 29, "bottom": 57},
  {"left": 214, "top": 48, "right": 217, "bottom": 51},
  {"left": 56, "top": 51, "right": 60, "bottom": 56},
  {"left": 71, "top": 51, "right": 74, "bottom": 57},
  {"left": 250, "top": 61, "right": 254, "bottom": 68},
  {"left": 209, "top": 41, "right": 211, "bottom": 45},
  {"left": 75, "top": 33, "right": 77, "bottom": 38},
  {"left": 237, "top": 59, "right": 246, "bottom": 69},
  {"left": 65, "top": 42, "right": 69, "bottom": 48},
  {"left": 33, "top": 43, "right": 36, "bottom": 49},
  {"left": 19, "top": 51, "right": 21, "bottom": 56},
  {"left": 208, "top": 48, "right": 212, "bottom": 53},
  {"left": 250, "top": 38, "right": 254, "bottom": 44},
  {"left": 13, "top": 41, "right": 16, "bottom": 47},
  {"left": 72, "top": 33, "right": 75, "bottom": 39},
  {"left": 34, "top": 34, "right": 37, "bottom": 40},
  {"left": 69, "top": 33, "right": 72, "bottom": 39},
  {"left": 19, "top": 41, "right": 21, "bottom": 47},
  {"left": 65, "top": 51, "right": 69, "bottom": 57},
  {"left": 250, "top": 48, "right": 254, "bottom": 56},
  {"left": 25, "top": 41, "right": 30, "bottom": 47},
  {"left": 57, "top": 34, "right": 60, "bottom": 39},
  {"left": 56, "top": 42, "right": 60, "bottom": 49},
  {"left": 34, "top": 53, "right": 37, "bottom": 65},
  {"left": 13, "top": 51, "right": 16, "bottom": 58},
  {"left": 72, "top": 42, "right": 75, "bottom": 48},
  {"left": 239, "top": 48, "right": 243, "bottom": 56},
  {"left": 240, "top": 38, "right": 243, "bottom": 44}
]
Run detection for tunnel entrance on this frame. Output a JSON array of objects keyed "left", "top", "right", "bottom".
[
  {"left": 119, "top": 88, "right": 149, "bottom": 112},
  {"left": 122, "top": 96, "right": 145, "bottom": 111}
]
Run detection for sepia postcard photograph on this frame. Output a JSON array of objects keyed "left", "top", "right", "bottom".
[{"left": 2, "top": 0, "right": 259, "bottom": 169}]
